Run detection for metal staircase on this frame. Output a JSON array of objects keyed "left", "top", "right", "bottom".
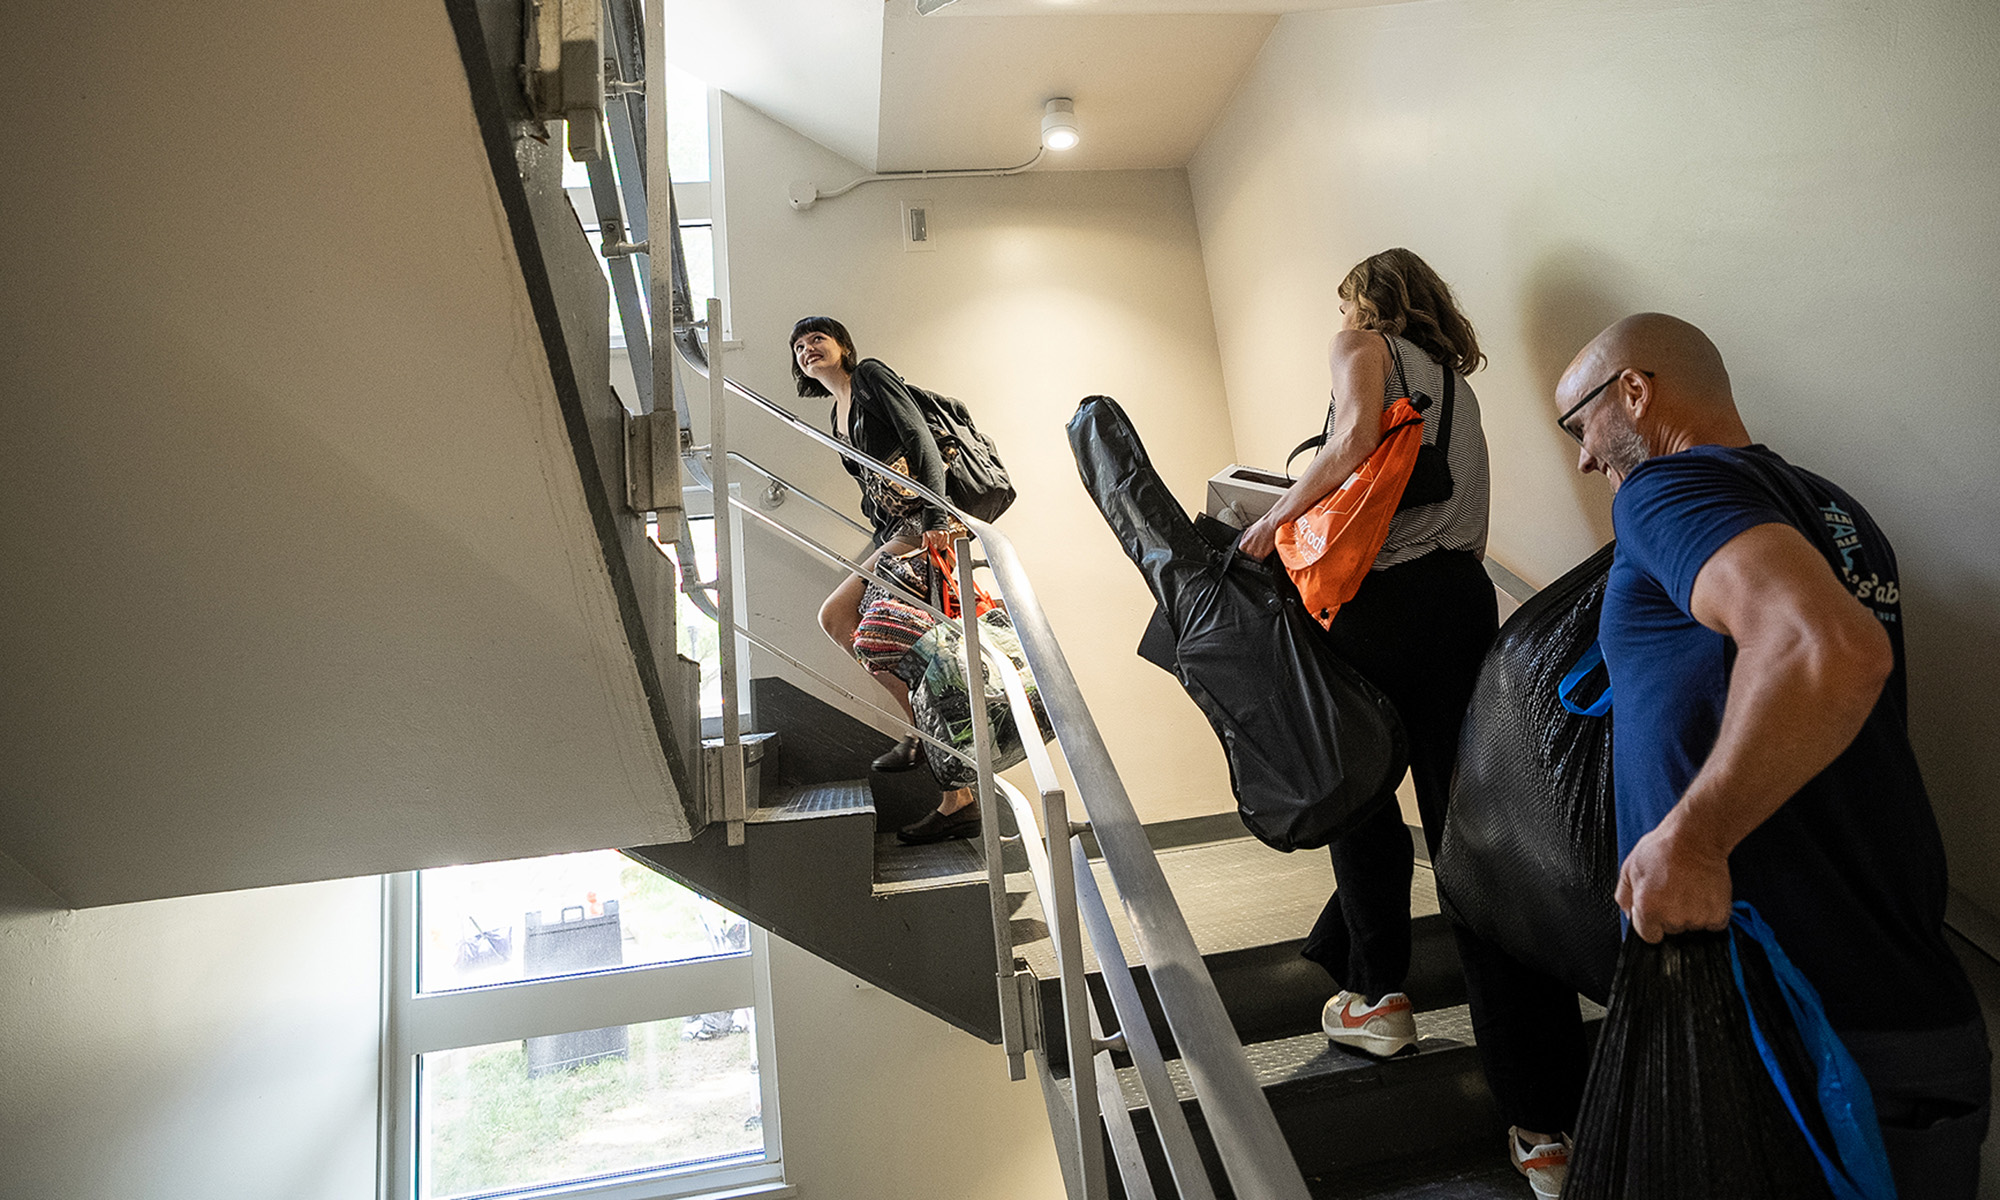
[{"left": 448, "top": 1, "right": 1606, "bottom": 1195}]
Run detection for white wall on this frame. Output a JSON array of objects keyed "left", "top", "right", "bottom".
[
  {"left": 1189, "top": 0, "right": 2000, "bottom": 911},
  {"left": 0, "top": 858, "right": 381, "bottom": 1200},
  {"left": 767, "top": 936, "right": 1065, "bottom": 1198},
  {"left": 714, "top": 94, "right": 1242, "bottom": 823}
]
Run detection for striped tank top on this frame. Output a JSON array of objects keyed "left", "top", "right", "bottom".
[{"left": 1322, "top": 332, "right": 1490, "bottom": 568}]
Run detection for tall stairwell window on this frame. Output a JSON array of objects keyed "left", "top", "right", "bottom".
[{"left": 384, "top": 854, "right": 785, "bottom": 1200}]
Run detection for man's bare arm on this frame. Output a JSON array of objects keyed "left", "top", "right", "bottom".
[{"left": 1617, "top": 521, "right": 1893, "bottom": 941}]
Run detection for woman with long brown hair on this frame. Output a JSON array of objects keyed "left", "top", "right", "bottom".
[{"left": 1239, "top": 249, "right": 1584, "bottom": 1197}]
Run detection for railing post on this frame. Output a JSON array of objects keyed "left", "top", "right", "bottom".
[
  {"left": 1044, "top": 786, "right": 1109, "bottom": 1199},
  {"left": 958, "top": 536, "right": 1027, "bottom": 1082},
  {"left": 706, "top": 296, "right": 746, "bottom": 844},
  {"left": 642, "top": 0, "right": 675, "bottom": 448}
]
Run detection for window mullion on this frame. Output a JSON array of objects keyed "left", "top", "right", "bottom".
[
  {"left": 401, "top": 954, "right": 754, "bottom": 1056},
  {"left": 671, "top": 181, "right": 709, "bottom": 222}
]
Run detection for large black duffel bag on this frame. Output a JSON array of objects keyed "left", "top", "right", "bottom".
[
  {"left": 1434, "top": 542, "right": 1622, "bottom": 1001},
  {"left": 1067, "top": 395, "right": 1407, "bottom": 852}
]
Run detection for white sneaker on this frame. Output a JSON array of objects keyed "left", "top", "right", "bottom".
[
  {"left": 1321, "top": 990, "right": 1418, "bottom": 1057},
  {"left": 1509, "top": 1126, "right": 1571, "bottom": 1200}
]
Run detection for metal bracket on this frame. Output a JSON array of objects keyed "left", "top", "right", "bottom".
[
  {"left": 523, "top": 0, "right": 603, "bottom": 161},
  {"left": 701, "top": 736, "right": 762, "bottom": 847},
  {"left": 603, "top": 66, "right": 644, "bottom": 97},
  {"left": 998, "top": 966, "right": 1042, "bottom": 1080},
  {"left": 624, "top": 409, "right": 683, "bottom": 517}
]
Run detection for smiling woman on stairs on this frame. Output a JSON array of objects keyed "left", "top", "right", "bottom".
[{"left": 790, "top": 315, "right": 979, "bottom": 846}]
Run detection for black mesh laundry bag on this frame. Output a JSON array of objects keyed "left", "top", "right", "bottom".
[
  {"left": 1566, "top": 927, "right": 1839, "bottom": 1200},
  {"left": 1067, "top": 396, "right": 1407, "bottom": 852},
  {"left": 1433, "top": 542, "right": 1622, "bottom": 1001}
]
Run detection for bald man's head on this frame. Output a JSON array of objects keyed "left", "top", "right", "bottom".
[
  {"left": 1556, "top": 313, "right": 1751, "bottom": 487},
  {"left": 1576, "top": 313, "right": 1733, "bottom": 409}
]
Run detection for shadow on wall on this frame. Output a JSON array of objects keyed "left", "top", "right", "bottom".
[
  {"left": 1519, "top": 245, "right": 1642, "bottom": 549},
  {"left": 1903, "top": 567, "right": 2000, "bottom": 910},
  {"left": 0, "top": 849, "right": 66, "bottom": 916}
]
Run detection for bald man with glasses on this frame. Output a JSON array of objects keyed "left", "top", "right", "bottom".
[{"left": 1554, "top": 313, "right": 1988, "bottom": 1196}]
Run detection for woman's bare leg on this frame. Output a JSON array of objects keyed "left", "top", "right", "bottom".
[{"left": 818, "top": 539, "right": 908, "bottom": 649}]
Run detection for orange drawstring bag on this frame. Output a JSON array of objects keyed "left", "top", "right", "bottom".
[{"left": 1273, "top": 398, "right": 1427, "bottom": 629}]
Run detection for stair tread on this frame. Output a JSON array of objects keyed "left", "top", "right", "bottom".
[
  {"left": 871, "top": 833, "right": 1036, "bottom": 894},
  {"left": 746, "top": 780, "right": 872, "bottom": 824},
  {"left": 873, "top": 831, "right": 987, "bottom": 891},
  {"left": 1306, "top": 1155, "right": 1525, "bottom": 1199},
  {"left": 1015, "top": 829, "right": 1439, "bottom": 978},
  {"left": 1090, "top": 1005, "right": 1480, "bottom": 1113}
]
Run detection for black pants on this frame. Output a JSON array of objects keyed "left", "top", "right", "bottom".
[
  {"left": 1300, "top": 549, "right": 1590, "bottom": 1134},
  {"left": 1841, "top": 1017, "right": 1992, "bottom": 1199}
]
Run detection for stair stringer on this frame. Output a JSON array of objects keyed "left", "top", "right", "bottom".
[{"left": 625, "top": 813, "right": 1003, "bottom": 1042}]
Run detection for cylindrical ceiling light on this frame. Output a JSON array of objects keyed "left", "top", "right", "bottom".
[{"left": 1041, "top": 98, "right": 1079, "bottom": 152}]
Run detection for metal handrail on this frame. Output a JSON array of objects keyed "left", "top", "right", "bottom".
[
  {"left": 720, "top": 488, "right": 955, "bottom": 630},
  {"left": 680, "top": 359, "right": 1310, "bottom": 1200},
  {"left": 724, "top": 452, "right": 877, "bottom": 542},
  {"left": 1071, "top": 838, "right": 1218, "bottom": 1200},
  {"left": 709, "top": 422, "right": 1258, "bottom": 1198},
  {"left": 730, "top": 619, "right": 975, "bottom": 770}
]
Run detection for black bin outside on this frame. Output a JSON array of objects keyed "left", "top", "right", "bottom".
[{"left": 523, "top": 900, "right": 628, "bottom": 1077}]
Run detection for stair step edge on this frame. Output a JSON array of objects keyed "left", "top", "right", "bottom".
[
  {"left": 1056, "top": 1005, "right": 1481, "bottom": 1113},
  {"left": 746, "top": 780, "right": 873, "bottom": 824}
]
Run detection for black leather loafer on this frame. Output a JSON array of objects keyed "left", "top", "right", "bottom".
[
  {"left": 872, "top": 736, "right": 923, "bottom": 773},
  {"left": 895, "top": 804, "right": 981, "bottom": 845}
]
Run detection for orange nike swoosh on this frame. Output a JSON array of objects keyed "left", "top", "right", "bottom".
[{"left": 1338, "top": 1000, "right": 1411, "bottom": 1027}]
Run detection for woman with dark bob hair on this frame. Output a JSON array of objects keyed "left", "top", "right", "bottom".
[
  {"left": 1237, "top": 249, "right": 1585, "bottom": 1195},
  {"left": 791, "top": 315, "right": 978, "bottom": 845}
]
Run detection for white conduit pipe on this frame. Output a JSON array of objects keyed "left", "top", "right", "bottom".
[{"left": 788, "top": 147, "right": 1046, "bottom": 210}]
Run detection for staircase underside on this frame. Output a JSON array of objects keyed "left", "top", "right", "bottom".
[
  {"left": 1, "top": 0, "right": 696, "bottom": 907},
  {"left": 625, "top": 678, "right": 1015, "bottom": 1041}
]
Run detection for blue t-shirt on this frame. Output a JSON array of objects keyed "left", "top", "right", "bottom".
[{"left": 1600, "top": 444, "right": 1973, "bottom": 1031}]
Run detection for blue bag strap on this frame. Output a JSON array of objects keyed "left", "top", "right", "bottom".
[
  {"left": 1727, "top": 902, "right": 1899, "bottom": 1200},
  {"left": 1557, "top": 641, "right": 1614, "bottom": 717}
]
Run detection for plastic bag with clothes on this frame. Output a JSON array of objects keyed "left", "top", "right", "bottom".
[
  {"left": 1567, "top": 908, "right": 1894, "bottom": 1200},
  {"left": 897, "top": 608, "right": 1052, "bottom": 791},
  {"left": 1434, "top": 542, "right": 1622, "bottom": 1001}
]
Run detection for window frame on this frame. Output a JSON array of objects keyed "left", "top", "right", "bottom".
[{"left": 379, "top": 869, "right": 787, "bottom": 1200}]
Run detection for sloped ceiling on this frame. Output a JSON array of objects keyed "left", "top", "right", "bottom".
[
  {"left": 669, "top": 0, "right": 889, "bottom": 168},
  {"left": 669, "top": 0, "right": 1426, "bottom": 174}
]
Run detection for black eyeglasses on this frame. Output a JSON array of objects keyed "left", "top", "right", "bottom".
[{"left": 1558, "top": 369, "right": 1653, "bottom": 444}]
